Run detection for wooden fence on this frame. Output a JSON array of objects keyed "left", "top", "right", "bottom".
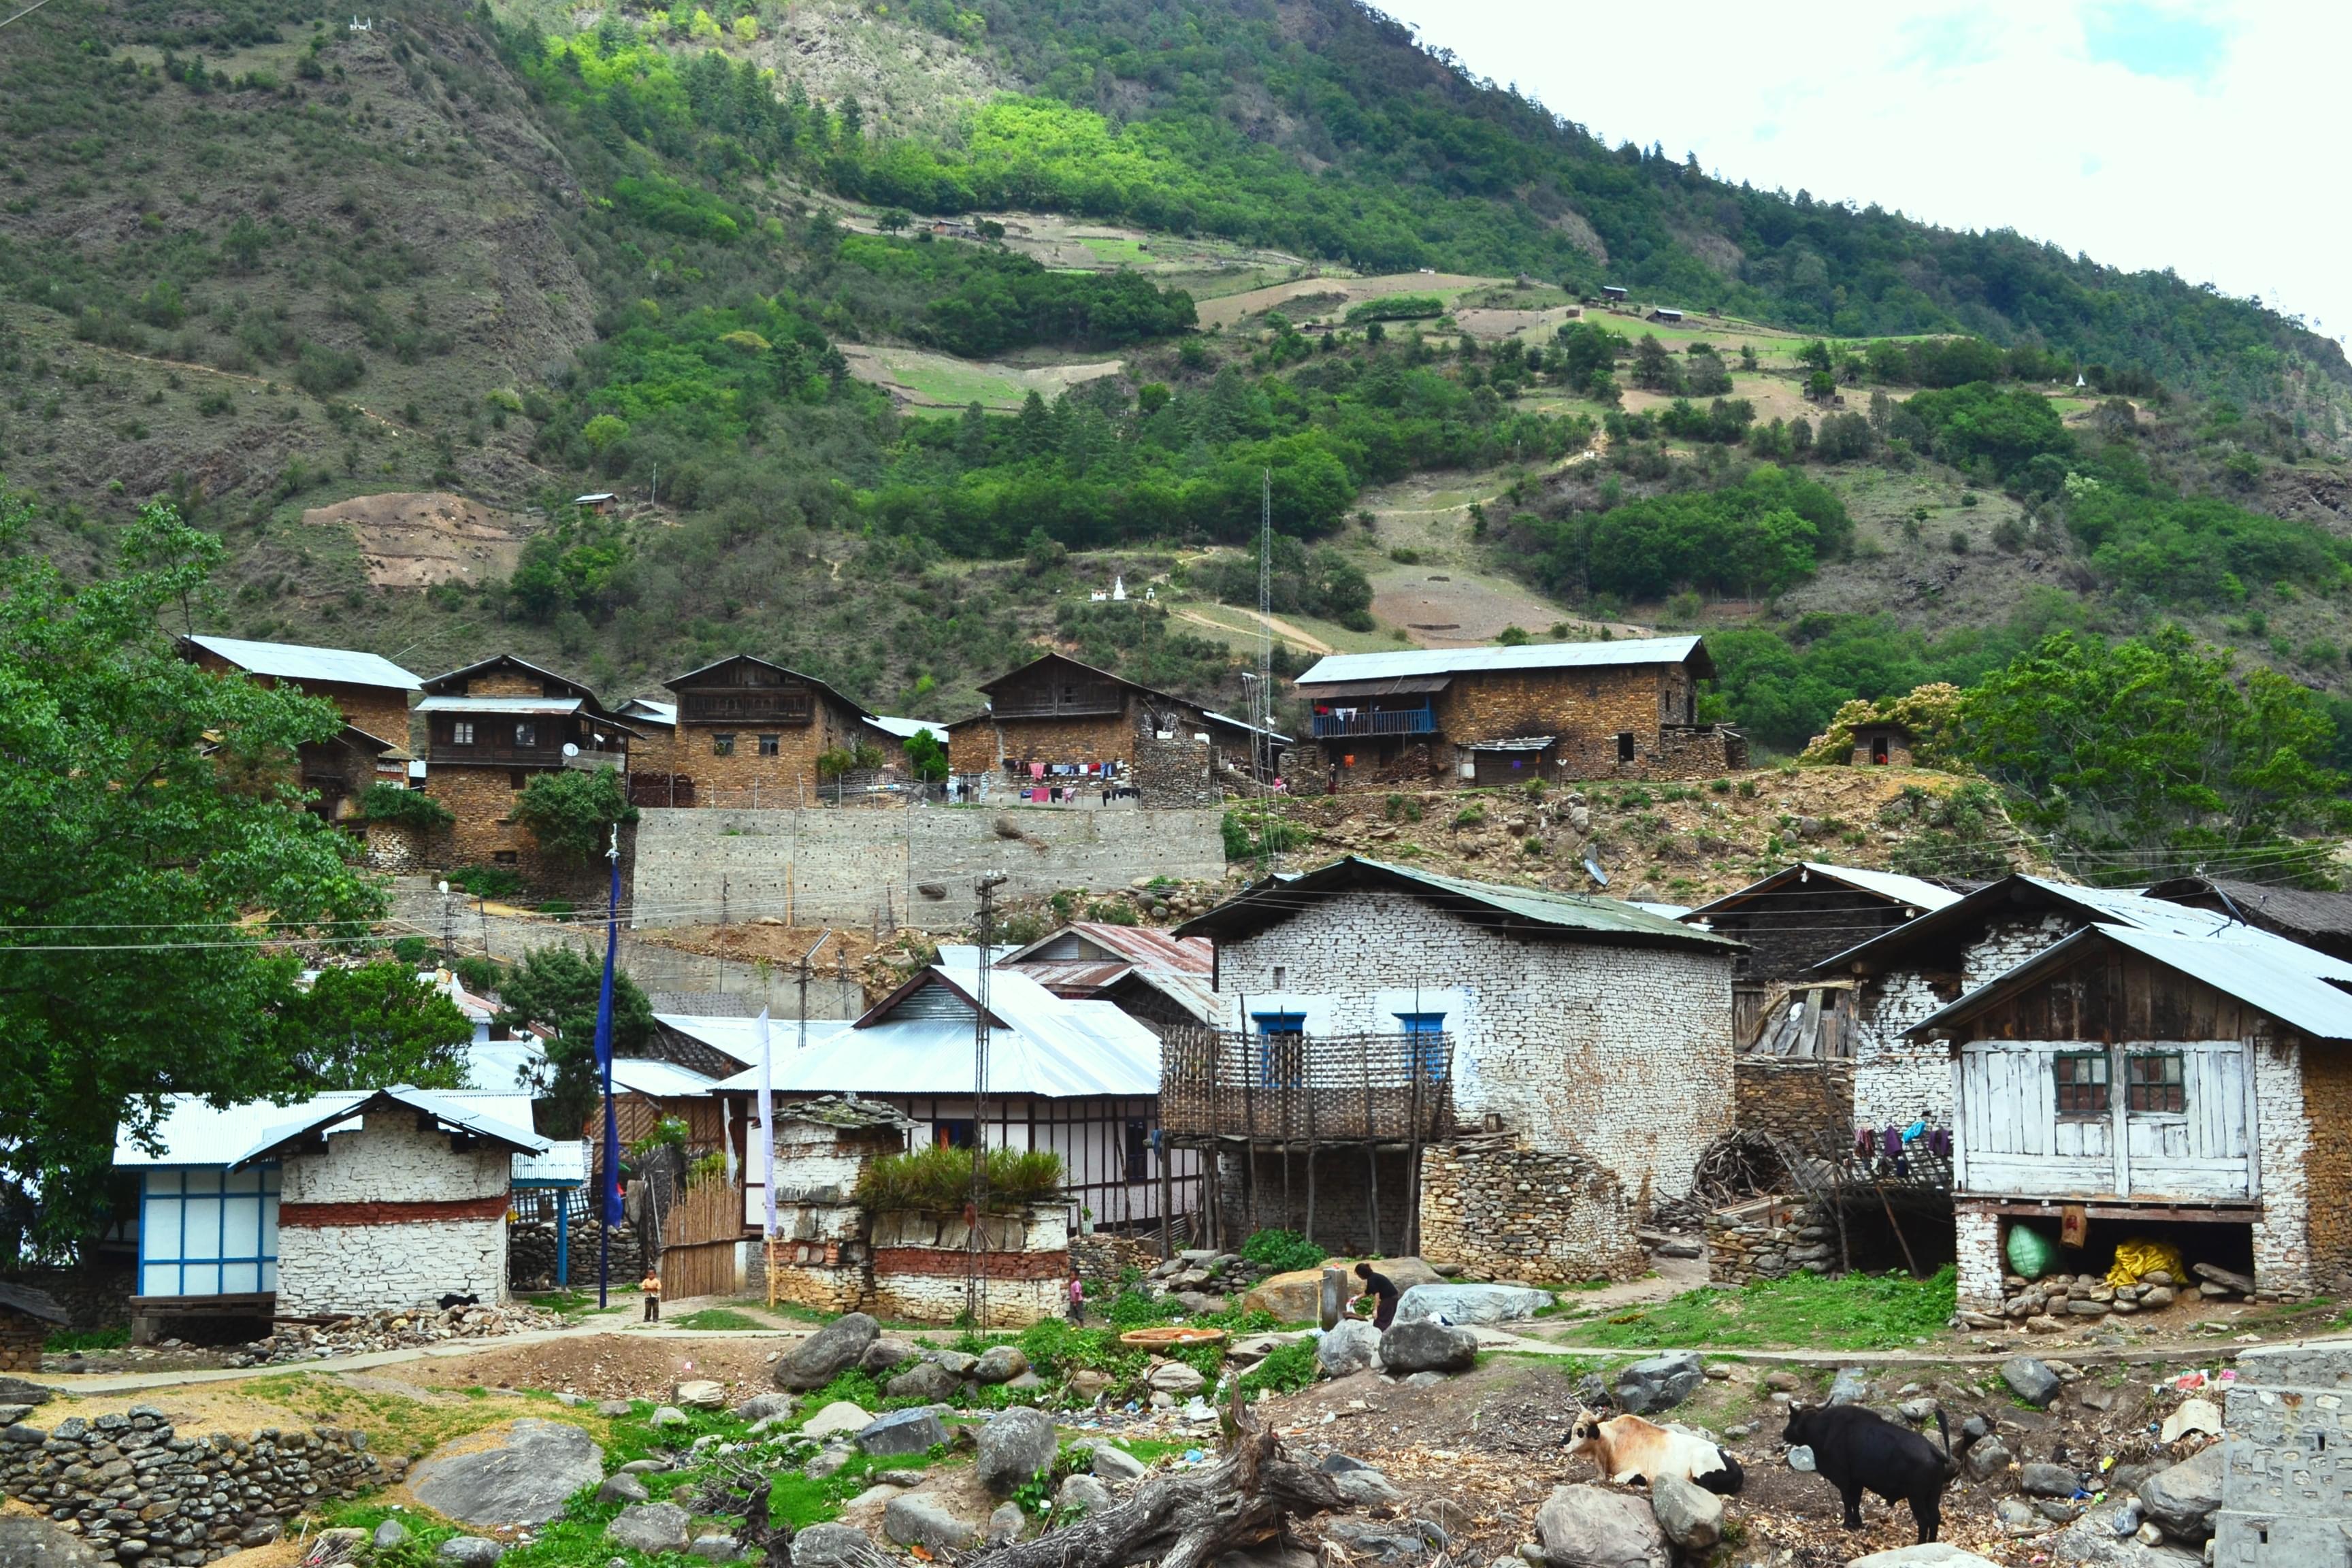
[
  {"left": 1158, "top": 1027, "right": 1454, "bottom": 1145},
  {"left": 660, "top": 1175, "right": 744, "bottom": 1299}
]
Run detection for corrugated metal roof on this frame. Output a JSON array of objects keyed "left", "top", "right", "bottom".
[
  {"left": 1175, "top": 855, "right": 1742, "bottom": 950},
  {"left": 414, "top": 696, "right": 585, "bottom": 716},
  {"left": 513, "top": 1138, "right": 587, "bottom": 1185},
  {"left": 225, "top": 1088, "right": 548, "bottom": 1167},
  {"left": 185, "top": 634, "right": 422, "bottom": 691},
  {"left": 619, "top": 698, "right": 679, "bottom": 725},
  {"left": 1297, "top": 675, "right": 1454, "bottom": 699},
  {"left": 1295, "top": 636, "right": 1705, "bottom": 687},
  {"left": 1912, "top": 924, "right": 2352, "bottom": 1043},
  {"left": 1200, "top": 709, "right": 1294, "bottom": 744},
  {"left": 2146, "top": 877, "right": 2352, "bottom": 942},
  {"left": 1808, "top": 872, "right": 2243, "bottom": 975},
  {"left": 120, "top": 1090, "right": 551, "bottom": 1171},
  {"left": 691, "top": 964, "right": 1162, "bottom": 1099},
  {"left": 1014, "top": 959, "right": 1137, "bottom": 994},
  {"left": 1686, "top": 862, "right": 1967, "bottom": 922},
  {"left": 867, "top": 715, "right": 946, "bottom": 740},
  {"left": 1068, "top": 924, "right": 1215, "bottom": 975},
  {"left": 609, "top": 1058, "right": 719, "bottom": 1098}
]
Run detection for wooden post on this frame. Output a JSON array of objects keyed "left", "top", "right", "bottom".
[
  {"left": 1303, "top": 1040, "right": 1318, "bottom": 1248},
  {"left": 1360, "top": 1037, "right": 1380, "bottom": 1256},
  {"left": 1405, "top": 1035, "right": 1424, "bottom": 1258}
]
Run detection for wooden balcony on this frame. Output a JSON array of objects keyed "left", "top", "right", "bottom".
[
  {"left": 1158, "top": 1028, "right": 1454, "bottom": 1145},
  {"left": 1311, "top": 706, "right": 1435, "bottom": 739},
  {"left": 427, "top": 744, "right": 568, "bottom": 768},
  {"left": 992, "top": 683, "right": 1126, "bottom": 719}
]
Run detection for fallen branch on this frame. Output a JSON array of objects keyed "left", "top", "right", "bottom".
[{"left": 977, "top": 1385, "right": 1344, "bottom": 1568}]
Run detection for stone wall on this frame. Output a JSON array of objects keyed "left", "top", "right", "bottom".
[
  {"left": 949, "top": 710, "right": 1138, "bottom": 777},
  {"left": 421, "top": 763, "right": 538, "bottom": 872},
  {"left": 628, "top": 804, "right": 1226, "bottom": 928},
  {"left": 0, "top": 1260, "right": 134, "bottom": 1331},
  {"left": 1733, "top": 1058, "right": 1854, "bottom": 1146},
  {"left": 0, "top": 1314, "right": 40, "bottom": 1373},
  {"left": 363, "top": 821, "right": 426, "bottom": 873},
  {"left": 1130, "top": 733, "right": 1219, "bottom": 806},
  {"left": 276, "top": 1115, "right": 512, "bottom": 1316},
  {"left": 0, "top": 1407, "right": 385, "bottom": 1568},
  {"left": 2303, "top": 1046, "right": 2352, "bottom": 1294},
  {"left": 1848, "top": 913, "right": 2082, "bottom": 1129},
  {"left": 1417, "top": 1139, "right": 1644, "bottom": 1281},
  {"left": 1710, "top": 892, "right": 1923, "bottom": 989},
  {"left": 2216, "top": 1342, "right": 2352, "bottom": 1567},
  {"left": 1215, "top": 891, "right": 1733, "bottom": 1207},
  {"left": 1706, "top": 1196, "right": 1829, "bottom": 1285},
  {"left": 630, "top": 697, "right": 871, "bottom": 808},
  {"left": 2251, "top": 1035, "right": 2312, "bottom": 1300},
  {"left": 505, "top": 1222, "right": 640, "bottom": 1292},
  {"left": 1953, "top": 1200, "right": 2004, "bottom": 1310}
]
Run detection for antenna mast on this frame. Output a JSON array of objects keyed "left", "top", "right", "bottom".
[{"left": 1258, "top": 468, "right": 1276, "bottom": 875}]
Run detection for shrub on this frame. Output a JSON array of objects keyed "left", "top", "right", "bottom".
[
  {"left": 360, "top": 781, "right": 453, "bottom": 829},
  {"left": 446, "top": 864, "right": 523, "bottom": 899},
  {"left": 1241, "top": 1228, "right": 1327, "bottom": 1273},
  {"left": 1238, "top": 1339, "right": 1318, "bottom": 1395},
  {"left": 855, "top": 1144, "right": 1064, "bottom": 1212},
  {"left": 513, "top": 766, "right": 637, "bottom": 866}
]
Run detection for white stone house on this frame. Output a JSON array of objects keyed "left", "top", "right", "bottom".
[
  {"left": 1171, "top": 856, "right": 1742, "bottom": 1278},
  {"left": 1809, "top": 875, "right": 2262, "bottom": 1134},
  {"left": 116, "top": 1088, "right": 550, "bottom": 1338},
  {"left": 1914, "top": 922, "right": 2352, "bottom": 1309}
]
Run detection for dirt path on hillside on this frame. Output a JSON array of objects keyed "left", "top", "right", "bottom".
[{"left": 1169, "top": 605, "right": 1336, "bottom": 656}]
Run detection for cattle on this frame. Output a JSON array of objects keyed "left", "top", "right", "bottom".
[
  {"left": 1563, "top": 1411, "right": 1745, "bottom": 1495},
  {"left": 437, "top": 1292, "right": 480, "bottom": 1310},
  {"left": 1781, "top": 1402, "right": 1974, "bottom": 1544}
]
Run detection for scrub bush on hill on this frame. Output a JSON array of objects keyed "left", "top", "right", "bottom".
[{"left": 1523, "top": 465, "right": 1850, "bottom": 601}]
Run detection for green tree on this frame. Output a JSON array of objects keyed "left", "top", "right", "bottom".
[
  {"left": 270, "top": 962, "right": 473, "bottom": 1090},
  {"left": 0, "top": 490, "right": 382, "bottom": 1254},
  {"left": 903, "top": 728, "right": 950, "bottom": 781},
  {"left": 1964, "top": 628, "right": 2350, "bottom": 883},
  {"left": 493, "top": 945, "right": 655, "bottom": 1136},
  {"left": 513, "top": 766, "right": 639, "bottom": 867}
]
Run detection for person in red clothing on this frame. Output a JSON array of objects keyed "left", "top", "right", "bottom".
[
  {"left": 1352, "top": 1262, "right": 1400, "bottom": 1330},
  {"left": 1067, "top": 1271, "right": 1087, "bottom": 1326}
]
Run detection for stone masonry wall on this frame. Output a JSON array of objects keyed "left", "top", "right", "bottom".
[
  {"left": 949, "top": 709, "right": 1139, "bottom": 778},
  {"left": 629, "top": 804, "right": 1226, "bottom": 928},
  {"left": 1211, "top": 1148, "right": 1414, "bottom": 1258},
  {"left": 1423, "top": 664, "right": 1729, "bottom": 781},
  {"left": 1953, "top": 1201, "right": 2004, "bottom": 1310},
  {"left": 1217, "top": 892, "right": 1733, "bottom": 1207},
  {"left": 421, "top": 763, "right": 538, "bottom": 871},
  {"left": 1417, "top": 1140, "right": 1644, "bottom": 1281},
  {"left": 630, "top": 698, "right": 871, "bottom": 808},
  {"left": 1130, "top": 733, "right": 1218, "bottom": 806},
  {"left": 0, "top": 1316, "right": 40, "bottom": 1373},
  {"left": 1706, "top": 1196, "right": 1833, "bottom": 1285},
  {"left": 2215, "top": 1342, "right": 2352, "bottom": 1568},
  {"left": 2302, "top": 1047, "right": 2352, "bottom": 1294},
  {"left": 2251, "top": 1035, "right": 2312, "bottom": 1300},
  {"left": 275, "top": 1116, "right": 513, "bottom": 1316},
  {"left": 1848, "top": 914, "right": 2082, "bottom": 1130},
  {"left": 1733, "top": 1059, "right": 1854, "bottom": 1146},
  {"left": 0, "top": 1405, "right": 385, "bottom": 1567}
]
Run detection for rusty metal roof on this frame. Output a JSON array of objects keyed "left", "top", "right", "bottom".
[{"left": 999, "top": 922, "right": 1213, "bottom": 976}]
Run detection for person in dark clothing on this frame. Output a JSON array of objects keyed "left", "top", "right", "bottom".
[{"left": 1353, "top": 1262, "right": 1400, "bottom": 1329}]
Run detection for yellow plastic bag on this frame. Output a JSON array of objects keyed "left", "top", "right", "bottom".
[{"left": 2106, "top": 1237, "right": 2185, "bottom": 1289}]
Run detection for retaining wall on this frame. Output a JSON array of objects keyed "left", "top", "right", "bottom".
[{"left": 628, "top": 805, "right": 1227, "bottom": 929}]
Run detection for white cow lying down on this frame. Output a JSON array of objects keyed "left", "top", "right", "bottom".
[{"left": 1563, "top": 1411, "right": 1746, "bottom": 1495}]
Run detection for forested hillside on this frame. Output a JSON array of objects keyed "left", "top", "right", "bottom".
[{"left": 4, "top": 0, "right": 2352, "bottom": 866}]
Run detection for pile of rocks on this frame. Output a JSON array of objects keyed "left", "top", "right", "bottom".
[
  {"left": 1991, "top": 1264, "right": 2231, "bottom": 1330},
  {"left": 0, "top": 1405, "right": 383, "bottom": 1567},
  {"left": 1144, "top": 1250, "right": 1260, "bottom": 1309},
  {"left": 229, "top": 1301, "right": 564, "bottom": 1367}
]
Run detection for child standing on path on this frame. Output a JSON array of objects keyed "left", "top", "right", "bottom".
[
  {"left": 1067, "top": 1271, "right": 1087, "bottom": 1326},
  {"left": 640, "top": 1268, "right": 662, "bottom": 1322}
]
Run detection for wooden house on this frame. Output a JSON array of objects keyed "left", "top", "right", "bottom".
[
  {"left": 1810, "top": 874, "right": 2262, "bottom": 1137},
  {"left": 626, "top": 655, "right": 878, "bottom": 809},
  {"left": 944, "top": 653, "right": 1218, "bottom": 806},
  {"left": 1171, "top": 856, "right": 1742, "bottom": 1279},
  {"left": 996, "top": 921, "right": 1220, "bottom": 1034},
  {"left": 1646, "top": 306, "right": 1686, "bottom": 323},
  {"left": 1291, "top": 636, "right": 1744, "bottom": 788},
  {"left": 180, "top": 634, "right": 421, "bottom": 823},
  {"left": 415, "top": 655, "right": 638, "bottom": 871},
  {"left": 1601, "top": 285, "right": 1629, "bottom": 301},
  {"left": 1914, "top": 923, "right": 2352, "bottom": 1308},
  {"left": 1684, "top": 862, "right": 1968, "bottom": 1046}
]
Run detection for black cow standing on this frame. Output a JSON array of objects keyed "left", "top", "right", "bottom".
[{"left": 1782, "top": 1402, "right": 1977, "bottom": 1544}]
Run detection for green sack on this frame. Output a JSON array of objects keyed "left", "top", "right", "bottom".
[{"left": 2005, "top": 1222, "right": 2059, "bottom": 1280}]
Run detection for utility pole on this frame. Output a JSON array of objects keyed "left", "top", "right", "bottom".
[
  {"left": 966, "top": 872, "right": 1007, "bottom": 1327},
  {"left": 1257, "top": 467, "right": 1277, "bottom": 877},
  {"left": 439, "top": 879, "right": 455, "bottom": 968}
]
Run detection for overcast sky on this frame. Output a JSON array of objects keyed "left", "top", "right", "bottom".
[{"left": 1368, "top": 0, "right": 2349, "bottom": 348}]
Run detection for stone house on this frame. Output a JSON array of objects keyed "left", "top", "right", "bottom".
[
  {"left": 1848, "top": 720, "right": 1914, "bottom": 768},
  {"left": 1809, "top": 875, "right": 2270, "bottom": 1137},
  {"left": 1684, "top": 862, "right": 1970, "bottom": 1047},
  {"left": 944, "top": 653, "right": 1218, "bottom": 806},
  {"left": 416, "top": 655, "right": 638, "bottom": 872},
  {"left": 115, "top": 1088, "right": 549, "bottom": 1340},
  {"left": 623, "top": 655, "right": 880, "bottom": 809},
  {"left": 179, "top": 634, "right": 422, "bottom": 823},
  {"left": 1290, "top": 636, "right": 1744, "bottom": 789},
  {"left": 1171, "top": 855, "right": 1742, "bottom": 1279},
  {"left": 0, "top": 1281, "right": 67, "bottom": 1373},
  {"left": 1914, "top": 922, "right": 2352, "bottom": 1309}
]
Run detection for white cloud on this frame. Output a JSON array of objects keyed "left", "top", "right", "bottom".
[{"left": 1367, "top": 0, "right": 2349, "bottom": 344}]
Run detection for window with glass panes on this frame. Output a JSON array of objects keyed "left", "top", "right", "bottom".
[{"left": 2053, "top": 1052, "right": 2109, "bottom": 1115}]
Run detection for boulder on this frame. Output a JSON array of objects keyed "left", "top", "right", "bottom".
[
  {"left": 2189, "top": 1262, "right": 2255, "bottom": 1296},
  {"left": 1647, "top": 1476, "right": 1721, "bottom": 1553},
  {"left": 0, "top": 1381, "right": 53, "bottom": 1406},
  {"left": 1148, "top": 1361, "right": 1207, "bottom": 1394},
  {"left": 885, "top": 1361, "right": 962, "bottom": 1402},
  {"left": 2022, "top": 1463, "right": 2080, "bottom": 1498},
  {"left": 1828, "top": 1368, "right": 1870, "bottom": 1405},
  {"left": 606, "top": 1505, "right": 691, "bottom": 1556},
  {"left": 372, "top": 1522, "right": 408, "bottom": 1550},
  {"left": 1092, "top": 1443, "right": 1149, "bottom": 1482},
  {"left": 1533, "top": 1484, "right": 1667, "bottom": 1568},
  {"left": 860, "top": 1338, "right": 919, "bottom": 1374},
  {"left": 673, "top": 1380, "right": 726, "bottom": 1411},
  {"left": 1057, "top": 1473, "right": 1115, "bottom": 1516},
  {"left": 883, "top": 1494, "right": 978, "bottom": 1552},
  {"left": 2136, "top": 1445, "right": 2225, "bottom": 1541},
  {"left": 1318, "top": 1321, "right": 1383, "bottom": 1378},
  {"left": 434, "top": 1541, "right": 503, "bottom": 1568},
  {"left": 1787, "top": 1447, "right": 1815, "bottom": 1473},
  {"left": 986, "top": 1504, "right": 1026, "bottom": 1547},
  {"left": 1613, "top": 1352, "right": 1704, "bottom": 1416},
  {"left": 0, "top": 1517, "right": 103, "bottom": 1568},
  {"left": 733, "top": 1392, "right": 794, "bottom": 1423},
  {"left": 975, "top": 1346, "right": 1030, "bottom": 1385},
  {"left": 595, "top": 1474, "right": 651, "bottom": 1505},
  {"left": 2044, "top": 1503, "right": 2205, "bottom": 1566},
  {"left": 802, "top": 1401, "right": 875, "bottom": 1439},
  {"left": 1335, "top": 1469, "right": 1403, "bottom": 1506},
  {"left": 1846, "top": 1548, "right": 2008, "bottom": 1568},
  {"left": 2002, "top": 1356, "right": 2061, "bottom": 1409},
  {"left": 807, "top": 1444, "right": 853, "bottom": 1480},
  {"left": 934, "top": 1350, "right": 980, "bottom": 1377},
  {"left": 1962, "top": 1439, "right": 2011, "bottom": 1482},
  {"left": 595, "top": 1400, "right": 634, "bottom": 1418},
  {"left": 411, "top": 1419, "right": 607, "bottom": 1527},
  {"left": 1392, "top": 1284, "right": 1552, "bottom": 1326},
  {"left": 785, "top": 1523, "right": 881, "bottom": 1568},
  {"left": 775, "top": 1313, "right": 880, "bottom": 1390},
  {"left": 1380, "top": 1319, "right": 1478, "bottom": 1375},
  {"left": 650, "top": 1406, "right": 689, "bottom": 1428},
  {"left": 977, "top": 1407, "right": 1059, "bottom": 1497},
  {"left": 1244, "top": 1258, "right": 1440, "bottom": 1321},
  {"left": 688, "top": 1538, "right": 740, "bottom": 1563},
  {"left": 856, "top": 1408, "right": 949, "bottom": 1457}
]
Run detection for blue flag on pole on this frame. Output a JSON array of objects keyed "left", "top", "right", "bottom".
[{"left": 595, "top": 837, "right": 624, "bottom": 1228}]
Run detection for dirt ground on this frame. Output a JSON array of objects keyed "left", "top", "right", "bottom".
[
  {"left": 300, "top": 492, "right": 529, "bottom": 589},
  {"left": 380, "top": 1333, "right": 798, "bottom": 1405}
]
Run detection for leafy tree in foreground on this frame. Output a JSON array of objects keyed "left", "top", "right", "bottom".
[
  {"left": 0, "top": 489, "right": 381, "bottom": 1256},
  {"left": 1964, "top": 628, "right": 2350, "bottom": 884},
  {"left": 493, "top": 945, "right": 654, "bottom": 1137},
  {"left": 270, "top": 962, "right": 472, "bottom": 1091}
]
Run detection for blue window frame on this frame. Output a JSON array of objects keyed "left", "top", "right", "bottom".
[
  {"left": 138, "top": 1166, "right": 280, "bottom": 1298},
  {"left": 1394, "top": 1012, "right": 1450, "bottom": 1082},
  {"left": 1252, "top": 1013, "right": 1305, "bottom": 1089}
]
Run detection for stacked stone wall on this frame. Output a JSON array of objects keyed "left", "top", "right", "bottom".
[
  {"left": 1953, "top": 1201, "right": 2004, "bottom": 1310},
  {"left": 1848, "top": 914, "right": 2082, "bottom": 1130},
  {"left": 1130, "top": 733, "right": 1218, "bottom": 806},
  {"left": 1416, "top": 1141, "right": 1644, "bottom": 1281},
  {"left": 421, "top": 764, "right": 538, "bottom": 871},
  {"left": 0, "top": 1407, "right": 385, "bottom": 1567},
  {"left": 275, "top": 1117, "right": 512, "bottom": 1316},
  {"left": 2303, "top": 1047, "right": 2352, "bottom": 1294},
  {"left": 0, "top": 1316, "right": 42, "bottom": 1372},
  {"left": 630, "top": 697, "right": 870, "bottom": 807},
  {"left": 2251, "top": 1036, "right": 2312, "bottom": 1300},
  {"left": 948, "top": 710, "right": 1138, "bottom": 778},
  {"left": 1733, "top": 1058, "right": 1854, "bottom": 1145},
  {"left": 0, "top": 1261, "right": 133, "bottom": 1331},
  {"left": 1706, "top": 1197, "right": 1830, "bottom": 1284}
]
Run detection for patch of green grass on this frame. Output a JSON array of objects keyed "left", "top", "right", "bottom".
[
  {"left": 1558, "top": 1267, "right": 1957, "bottom": 1352},
  {"left": 670, "top": 1309, "right": 766, "bottom": 1332},
  {"left": 45, "top": 1326, "right": 130, "bottom": 1352}
]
